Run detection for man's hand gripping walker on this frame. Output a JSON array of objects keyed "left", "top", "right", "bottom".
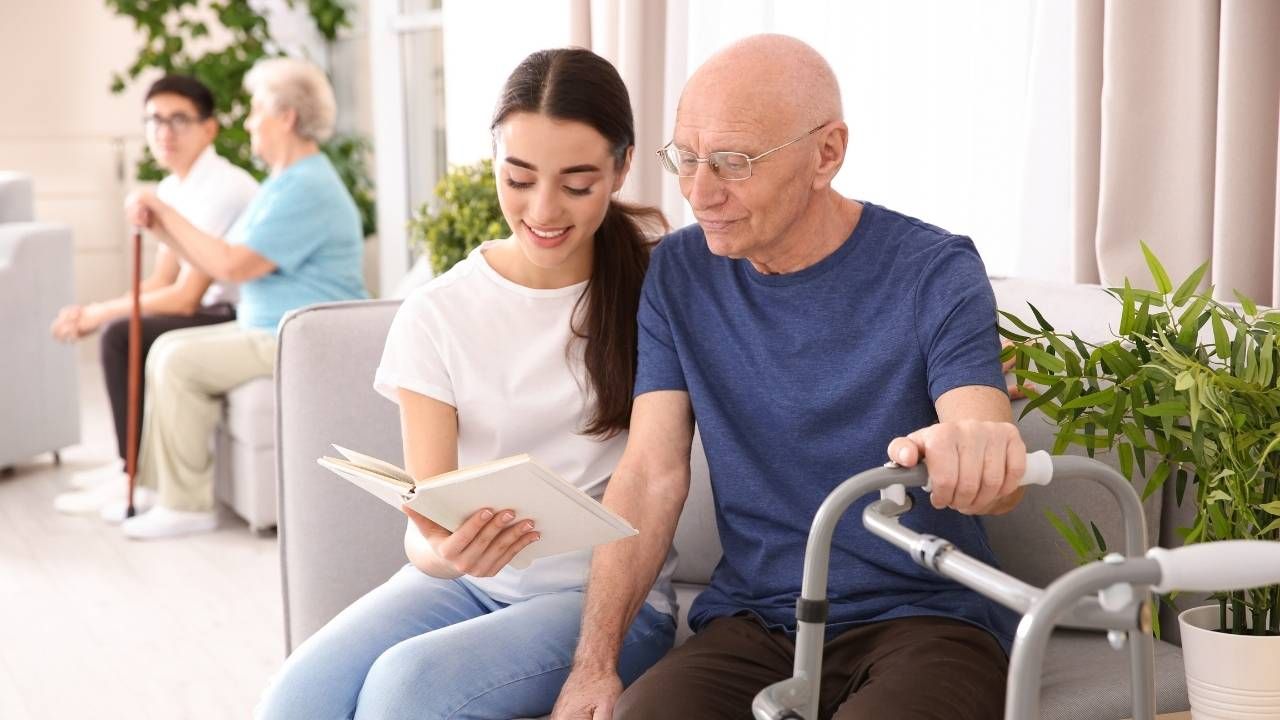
[{"left": 752, "top": 452, "right": 1280, "bottom": 720}]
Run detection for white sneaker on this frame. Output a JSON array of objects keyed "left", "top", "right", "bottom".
[
  {"left": 68, "top": 460, "right": 125, "bottom": 491},
  {"left": 98, "top": 487, "right": 157, "bottom": 524},
  {"left": 53, "top": 480, "right": 128, "bottom": 516},
  {"left": 121, "top": 506, "right": 218, "bottom": 540}
]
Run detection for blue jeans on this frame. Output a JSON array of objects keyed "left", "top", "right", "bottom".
[{"left": 256, "top": 565, "right": 676, "bottom": 720}]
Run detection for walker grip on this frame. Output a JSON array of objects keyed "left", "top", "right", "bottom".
[{"left": 1148, "top": 541, "right": 1280, "bottom": 593}]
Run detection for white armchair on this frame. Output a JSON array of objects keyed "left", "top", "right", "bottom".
[
  {"left": 0, "top": 220, "right": 80, "bottom": 468},
  {"left": 0, "top": 171, "right": 35, "bottom": 223}
]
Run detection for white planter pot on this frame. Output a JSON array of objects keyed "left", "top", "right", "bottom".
[{"left": 1178, "top": 604, "right": 1280, "bottom": 719}]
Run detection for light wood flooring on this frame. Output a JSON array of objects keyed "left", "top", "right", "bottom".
[{"left": 0, "top": 363, "right": 283, "bottom": 719}]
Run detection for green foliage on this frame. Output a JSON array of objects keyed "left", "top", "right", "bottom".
[
  {"left": 407, "top": 159, "right": 510, "bottom": 275},
  {"left": 105, "top": 0, "right": 374, "bottom": 236},
  {"left": 1005, "top": 241, "right": 1280, "bottom": 635}
]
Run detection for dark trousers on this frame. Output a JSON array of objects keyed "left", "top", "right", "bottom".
[
  {"left": 99, "top": 303, "right": 235, "bottom": 462},
  {"left": 616, "top": 614, "right": 1008, "bottom": 720}
]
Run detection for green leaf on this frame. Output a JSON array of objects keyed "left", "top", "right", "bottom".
[
  {"left": 1090, "top": 522, "right": 1109, "bottom": 553},
  {"left": 1175, "top": 371, "right": 1194, "bottom": 391},
  {"left": 999, "top": 310, "right": 1041, "bottom": 336},
  {"left": 1140, "top": 241, "right": 1173, "bottom": 294},
  {"left": 1177, "top": 294, "right": 1210, "bottom": 346},
  {"left": 1259, "top": 501, "right": 1280, "bottom": 517},
  {"left": 1046, "top": 509, "right": 1091, "bottom": 560},
  {"left": 1211, "top": 312, "right": 1230, "bottom": 359},
  {"left": 1119, "top": 279, "right": 1136, "bottom": 335},
  {"left": 1028, "top": 303, "right": 1055, "bottom": 333},
  {"left": 1060, "top": 386, "right": 1116, "bottom": 410},
  {"left": 1019, "top": 381, "right": 1065, "bottom": 420},
  {"left": 1137, "top": 402, "right": 1189, "bottom": 418},
  {"left": 1118, "top": 441, "right": 1134, "bottom": 480},
  {"left": 1021, "top": 344, "right": 1066, "bottom": 374},
  {"left": 998, "top": 325, "right": 1030, "bottom": 343},
  {"left": 1234, "top": 289, "right": 1258, "bottom": 316},
  {"left": 1172, "top": 260, "right": 1210, "bottom": 306},
  {"left": 1141, "top": 463, "right": 1170, "bottom": 500}
]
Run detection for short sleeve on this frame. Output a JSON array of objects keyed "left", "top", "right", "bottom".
[
  {"left": 913, "top": 237, "right": 1006, "bottom": 402},
  {"left": 240, "top": 176, "right": 330, "bottom": 274},
  {"left": 373, "top": 290, "right": 456, "bottom": 407},
  {"left": 633, "top": 243, "right": 688, "bottom": 396}
]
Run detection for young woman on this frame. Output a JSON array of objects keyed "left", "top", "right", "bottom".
[{"left": 256, "top": 48, "right": 676, "bottom": 719}]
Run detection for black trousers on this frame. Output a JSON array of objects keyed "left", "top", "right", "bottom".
[{"left": 99, "top": 303, "right": 236, "bottom": 462}]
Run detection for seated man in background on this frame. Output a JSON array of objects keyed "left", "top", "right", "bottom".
[
  {"left": 553, "top": 35, "right": 1025, "bottom": 719},
  {"left": 117, "top": 57, "right": 367, "bottom": 539},
  {"left": 52, "top": 74, "right": 259, "bottom": 517}
]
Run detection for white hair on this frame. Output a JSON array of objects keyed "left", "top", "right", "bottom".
[{"left": 244, "top": 57, "right": 337, "bottom": 143}]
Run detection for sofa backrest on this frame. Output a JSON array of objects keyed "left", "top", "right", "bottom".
[
  {"left": 0, "top": 172, "right": 34, "bottom": 224},
  {"left": 278, "top": 278, "right": 1183, "bottom": 651}
]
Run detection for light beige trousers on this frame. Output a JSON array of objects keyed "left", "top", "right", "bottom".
[{"left": 136, "top": 321, "right": 275, "bottom": 512}]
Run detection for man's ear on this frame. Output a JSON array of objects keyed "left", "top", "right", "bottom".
[
  {"left": 812, "top": 122, "right": 848, "bottom": 191},
  {"left": 199, "top": 117, "right": 219, "bottom": 146},
  {"left": 613, "top": 146, "right": 634, "bottom": 193}
]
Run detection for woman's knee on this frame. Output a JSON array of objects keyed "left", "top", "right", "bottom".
[{"left": 355, "top": 642, "right": 453, "bottom": 720}]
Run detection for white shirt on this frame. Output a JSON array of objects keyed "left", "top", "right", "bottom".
[
  {"left": 154, "top": 145, "right": 259, "bottom": 306},
  {"left": 375, "top": 241, "right": 677, "bottom": 615}
]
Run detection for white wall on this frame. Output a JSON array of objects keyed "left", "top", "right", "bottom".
[
  {"left": 440, "top": 0, "right": 575, "bottom": 166},
  {"left": 0, "top": 0, "right": 152, "bottom": 314}
]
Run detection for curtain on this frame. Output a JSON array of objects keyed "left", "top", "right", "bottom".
[
  {"left": 1073, "top": 0, "right": 1280, "bottom": 304},
  {"left": 569, "top": 0, "right": 673, "bottom": 214}
]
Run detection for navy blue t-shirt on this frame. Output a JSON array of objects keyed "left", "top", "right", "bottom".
[{"left": 635, "top": 202, "right": 1018, "bottom": 650}]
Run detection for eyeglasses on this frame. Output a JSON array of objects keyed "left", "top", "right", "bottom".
[
  {"left": 143, "top": 113, "right": 205, "bottom": 134},
  {"left": 656, "top": 123, "right": 828, "bottom": 181}
]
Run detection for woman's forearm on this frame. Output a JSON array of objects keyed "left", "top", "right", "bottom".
[
  {"left": 404, "top": 527, "right": 464, "bottom": 579},
  {"left": 154, "top": 204, "right": 236, "bottom": 281}
]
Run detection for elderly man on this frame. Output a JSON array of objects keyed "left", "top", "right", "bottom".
[{"left": 553, "top": 35, "right": 1025, "bottom": 719}]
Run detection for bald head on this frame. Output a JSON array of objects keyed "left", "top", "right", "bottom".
[{"left": 680, "top": 34, "right": 842, "bottom": 132}]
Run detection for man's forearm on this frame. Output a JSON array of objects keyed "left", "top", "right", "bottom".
[{"left": 573, "top": 467, "right": 687, "bottom": 670}]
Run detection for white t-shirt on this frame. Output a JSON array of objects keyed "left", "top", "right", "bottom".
[
  {"left": 154, "top": 145, "right": 259, "bottom": 306},
  {"left": 375, "top": 241, "right": 677, "bottom": 615}
]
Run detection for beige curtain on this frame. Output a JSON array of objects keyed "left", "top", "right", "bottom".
[
  {"left": 569, "top": 0, "right": 670, "bottom": 211},
  {"left": 1073, "top": 0, "right": 1280, "bottom": 304}
]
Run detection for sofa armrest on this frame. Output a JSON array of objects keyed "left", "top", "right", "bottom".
[{"left": 275, "top": 300, "right": 410, "bottom": 653}]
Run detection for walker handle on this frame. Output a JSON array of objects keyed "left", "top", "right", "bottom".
[
  {"left": 918, "top": 449, "right": 1054, "bottom": 491},
  {"left": 1148, "top": 541, "right": 1280, "bottom": 593}
]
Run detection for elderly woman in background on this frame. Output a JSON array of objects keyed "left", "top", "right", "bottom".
[{"left": 117, "top": 57, "right": 367, "bottom": 540}]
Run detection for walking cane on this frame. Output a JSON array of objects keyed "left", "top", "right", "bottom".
[{"left": 124, "top": 227, "right": 142, "bottom": 518}]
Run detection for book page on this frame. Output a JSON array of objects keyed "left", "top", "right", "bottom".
[
  {"left": 405, "top": 457, "right": 637, "bottom": 567},
  {"left": 332, "top": 444, "right": 414, "bottom": 485}
]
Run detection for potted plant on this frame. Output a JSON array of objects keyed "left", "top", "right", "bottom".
[
  {"left": 1001, "top": 243, "right": 1280, "bottom": 714},
  {"left": 407, "top": 158, "right": 509, "bottom": 282}
]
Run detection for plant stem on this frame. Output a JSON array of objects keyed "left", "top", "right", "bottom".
[
  {"left": 1233, "top": 595, "right": 1246, "bottom": 634},
  {"left": 1219, "top": 596, "right": 1228, "bottom": 632},
  {"left": 1270, "top": 586, "right": 1280, "bottom": 635}
]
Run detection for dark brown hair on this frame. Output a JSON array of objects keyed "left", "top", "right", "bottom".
[{"left": 492, "top": 48, "right": 667, "bottom": 437}]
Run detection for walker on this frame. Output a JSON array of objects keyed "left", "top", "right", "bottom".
[{"left": 751, "top": 451, "right": 1280, "bottom": 720}]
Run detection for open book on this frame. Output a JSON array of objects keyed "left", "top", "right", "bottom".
[{"left": 317, "top": 445, "right": 637, "bottom": 569}]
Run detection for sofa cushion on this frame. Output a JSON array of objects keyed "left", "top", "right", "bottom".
[
  {"left": 1041, "top": 632, "right": 1187, "bottom": 719},
  {"left": 670, "top": 431, "right": 721, "bottom": 585},
  {"left": 223, "top": 376, "right": 276, "bottom": 450}
]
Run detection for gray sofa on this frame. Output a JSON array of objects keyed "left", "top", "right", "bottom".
[
  {"left": 275, "top": 278, "right": 1194, "bottom": 719},
  {"left": 0, "top": 172, "right": 80, "bottom": 468}
]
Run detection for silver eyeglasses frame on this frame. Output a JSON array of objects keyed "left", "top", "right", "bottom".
[{"left": 656, "top": 123, "right": 828, "bottom": 181}]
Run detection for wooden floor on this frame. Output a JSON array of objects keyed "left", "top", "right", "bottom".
[{"left": 0, "top": 363, "right": 282, "bottom": 719}]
